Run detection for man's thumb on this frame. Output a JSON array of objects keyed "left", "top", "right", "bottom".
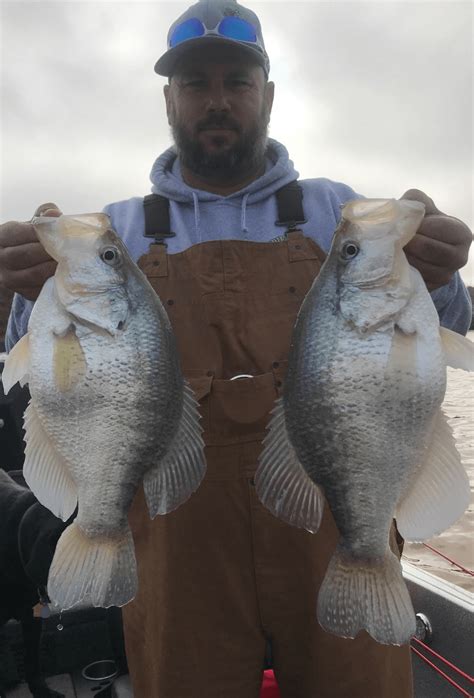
[
  {"left": 34, "top": 202, "right": 63, "bottom": 218},
  {"left": 400, "top": 189, "right": 443, "bottom": 216}
]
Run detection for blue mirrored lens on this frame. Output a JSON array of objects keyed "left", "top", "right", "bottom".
[
  {"left": 170, "top": 18, "right": 205, "bottom": 48},
  {"left": 218, "top": 16, "right": 257, "bottom": 42}
]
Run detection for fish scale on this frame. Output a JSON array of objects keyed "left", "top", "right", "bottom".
[
  {"left": 2, "top": 212, "right": 206, "bottom": 610},
  {"left": 256, "top": 198, "right": 473, "bottom": 645}
]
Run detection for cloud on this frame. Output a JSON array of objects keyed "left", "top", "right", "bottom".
[{"left": 1, "top": 0, "right": 472, "bottom": 281}]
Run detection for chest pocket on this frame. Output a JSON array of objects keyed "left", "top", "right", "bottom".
[{"left": 270, "top": 232, "right": 325, "bottom": 297}]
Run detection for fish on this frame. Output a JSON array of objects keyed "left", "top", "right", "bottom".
[
  {"left": 255, "top": 198, "right": 473, "bottom": 645},
  {"left": 2, "top": 213, "right": 206, "bottom": 610}
]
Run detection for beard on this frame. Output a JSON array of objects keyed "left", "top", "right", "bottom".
[{"left": 171, "top": 107, "right": 270, "bottom": 183}]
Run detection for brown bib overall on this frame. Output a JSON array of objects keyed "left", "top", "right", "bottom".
[{"left": 123, "top": 231, "right": 413, "bottom": 698}]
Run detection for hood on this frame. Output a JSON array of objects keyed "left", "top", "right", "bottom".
[{"left": 149, "top": 138, "right": 299, "bottom": 205}]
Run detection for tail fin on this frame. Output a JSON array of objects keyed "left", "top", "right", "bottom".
[
  {"left": 317, "top": 545, "right": 415, "bottom": 646},
  {"left": 48, "top": 522, "right": 137, "bottom": 610}
]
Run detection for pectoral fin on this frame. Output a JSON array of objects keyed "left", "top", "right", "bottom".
[
  {"left": 440, "top": 327, "right": 473, "bottom": 372},
  {"left": 255, "top": 397, "right": 324, "bottom": 533},
  {"left": 395, "top": 409, "right": 469, "bottom": 541},
  {"left": 2, "top": 333, "right": 30, "bottom": 394},
  {"left": 23, "top": 401, "right": 78, "bottom": 521},
  {"left": 144, "top": 381, "right": 206, "bottom": 517}
]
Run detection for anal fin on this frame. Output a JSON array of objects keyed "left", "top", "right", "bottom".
[
  {"left": 23, "top": 401, "right": 78, "bottom": 521},
  {"left": 396, "top": 409, "right": 469, "bottom": 541}
]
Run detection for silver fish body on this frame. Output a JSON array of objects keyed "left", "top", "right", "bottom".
[
  {"left": 256, "top": 199, "right": 472, "bottom": 645},
  {"left": 2, "top": 213, "right": 206, "bottom": 610}
]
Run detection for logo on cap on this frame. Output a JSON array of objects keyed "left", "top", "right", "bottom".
[{"left": 224, "top": 5, "right": 240, "bottom": 17}]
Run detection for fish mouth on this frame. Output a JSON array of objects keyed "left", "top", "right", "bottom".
[
  {"left": 352, "top": 272, "right": 394, "bottom": 289},
  {"left": 32, "top": 216, "right": 62, "bottom": 261}
]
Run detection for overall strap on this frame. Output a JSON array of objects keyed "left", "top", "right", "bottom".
[
  {"left": 143, "top": 180, "right": 307, "bottom": 242},
  {"left": 143, "top": 194, "right": 176, "bottom": 245},
  {"left": 275, "top": 181, "right": 307, "bottom": 232}
]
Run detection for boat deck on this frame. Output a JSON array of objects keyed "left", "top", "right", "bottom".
[
  {"left": 4, "top": 564, "right": 472, "bottom": 698},
  {"left": 5, "top": 671, "right": 132, "bottom": 697}
]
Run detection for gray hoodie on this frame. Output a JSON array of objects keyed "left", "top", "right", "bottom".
[{"left": 5, "top": 139, "right": 472, "bottom": 348}]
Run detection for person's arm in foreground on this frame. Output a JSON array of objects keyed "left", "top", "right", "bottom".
[
  {"left": 0, "top": 204, "right": 61, "bottom": 350},
  {"left": 401, "top": 189, "right": 472, "bottom": 334}
]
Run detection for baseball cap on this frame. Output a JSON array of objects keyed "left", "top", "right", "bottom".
[{"left": 155, "top": 0, "right": 270, "bottom": 77}]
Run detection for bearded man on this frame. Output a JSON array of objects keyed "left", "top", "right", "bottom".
[{"left": 0, "top": 1, "right": 471, "bottom": 697}]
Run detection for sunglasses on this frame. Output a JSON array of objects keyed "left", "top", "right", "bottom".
[{"left": 169, "top": 16, "right": 258, "bottom": 49}]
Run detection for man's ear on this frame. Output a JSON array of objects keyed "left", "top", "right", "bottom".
[
  {"left": 265, "top": 80, "right": 275, "bottom": 114},
  {"left": 164, "top": 83, "right": 172, "bottom": 124},
  {"left": 265, "top": 80, "right": 275, "bottom": 117}
]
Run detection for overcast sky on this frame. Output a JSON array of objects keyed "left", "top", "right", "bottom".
[{"left": 1, "top": 0, "right": 472, "bottom": 283}]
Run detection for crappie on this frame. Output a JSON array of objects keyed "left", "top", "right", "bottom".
[
  {"left": 256, "top": 198, "right": 473, "bottom": 645},
  {"left": 2, "top": 213, "right": 206, "bottom": 610}
]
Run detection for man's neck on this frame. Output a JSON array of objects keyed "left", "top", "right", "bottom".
[{"left": 180, "top": 162, "right": 266, "bottom": 196}]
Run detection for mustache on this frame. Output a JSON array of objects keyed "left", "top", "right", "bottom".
[{"left": 196, "top": 116, "right": 241, "bottom": 132}]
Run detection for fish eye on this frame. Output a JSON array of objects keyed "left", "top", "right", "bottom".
[
  {"left": 100, "top": 246, "right": 121, "bottom": 266},
  {"left": 340, "top": 241, "right": 360, "bottom": 261}
]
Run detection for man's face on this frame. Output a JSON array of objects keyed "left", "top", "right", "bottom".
[{"left": 164, "top": 46, "right": 274, "bottom": 182}]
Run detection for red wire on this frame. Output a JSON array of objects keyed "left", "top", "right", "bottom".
[
  {"left": 411, "top": 638, "right": 473, "bottom": 683},
  {"left": 422, "top": 542, "right": 474, "bottom": 576},
  {"left": 410, "top": 646, "right": 473, "bottom": 697}
]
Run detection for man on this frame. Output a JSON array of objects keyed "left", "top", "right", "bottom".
[
  {"left": 0, "top": 1, "right": 471, "bottom": 696},
  {"left": 0, "top": 287, "right": 13, "bottom": 351},
  {"left": 0, "top": 469, "right": 67, "bottom": 698}
]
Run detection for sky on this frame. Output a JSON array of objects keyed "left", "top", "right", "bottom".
[{"left": 1, "top": 0, "right": 472, "bottom": 284}]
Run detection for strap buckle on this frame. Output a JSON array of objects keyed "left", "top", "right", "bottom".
[{"left": 143, "top": 194, "right": 176, "bottom": 246}]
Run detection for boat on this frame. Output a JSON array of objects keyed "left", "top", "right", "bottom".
[{"left": 1, "top": 564, "right": 471, "bottom": 697}]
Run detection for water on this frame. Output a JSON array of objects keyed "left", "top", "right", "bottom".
[{"left": 403, "top": 331, "right": 474, "bottom": 592}]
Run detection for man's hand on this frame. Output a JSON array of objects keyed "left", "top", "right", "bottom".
[
  {"left": 0, "top": 203, "right": 61, "bottom": 301},
  {"left": 401, "top": 189, "right": 472, "bottom": 291}
]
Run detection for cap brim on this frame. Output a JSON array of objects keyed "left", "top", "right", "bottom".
[{"left": 154, "top": 36, "right": 268, "bottom": 77}]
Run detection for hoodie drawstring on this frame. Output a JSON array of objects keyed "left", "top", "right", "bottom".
[
  {"left": 192, "top": 192, "right": 202, "bottom": 243},
  {"left": 241, "top": 193, "right": 250, "bottom": 236}
]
